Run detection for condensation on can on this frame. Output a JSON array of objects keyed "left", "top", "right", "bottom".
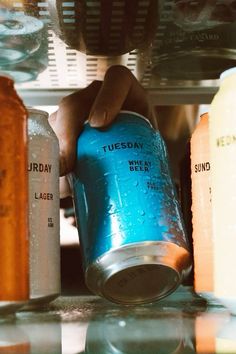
[
  {"left": 24, "top": 107, "right": 60, "bottom": 309},
  {"left": 71, "top": 111, "right": 192, "bottom": 305}
]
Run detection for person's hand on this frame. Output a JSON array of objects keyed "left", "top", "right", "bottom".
[{"left": 48, "top": 65, "right": 157, "bottom": 196}]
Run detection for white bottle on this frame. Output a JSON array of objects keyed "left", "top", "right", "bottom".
[{"left": 209, "top": 67, "right": 236, "bottom": 314}]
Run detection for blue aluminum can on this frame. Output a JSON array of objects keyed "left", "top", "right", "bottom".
[{"left": 70, "top": 111, "right": 191, "bottom": 305}]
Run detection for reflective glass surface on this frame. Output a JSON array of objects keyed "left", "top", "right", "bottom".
[{"left": 1, "top": 287, "right": 235, "bottom": 354}]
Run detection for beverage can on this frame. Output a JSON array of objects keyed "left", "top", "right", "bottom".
[
  {"left": 0, "top": 75, "right": 29, "bottom": 314},
  {"left": 209, "top": 67, "right": 236, "bottom": 314},
  {"left": 190, "top": 112, "right": 213, "bottom": 299},
  {"left": 25, "top": 108, "right": 60, "bottom": 308},
  {"left": 70, "top": 111, "right": 192, "bottom": 305}
]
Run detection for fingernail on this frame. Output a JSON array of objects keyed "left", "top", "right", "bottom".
[{"left": 89, "top": 110, "right": 107, "bottom": 127}]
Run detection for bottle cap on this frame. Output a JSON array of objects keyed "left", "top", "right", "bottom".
[
  {"left": 220, "top": 67, "right": 236, "bottom": 81},
  {"left": 0, "top": 72, "right": 14, "bottom": 80},
  {"left": 27, "top": 107, "right": 49, "bottom": 119}
]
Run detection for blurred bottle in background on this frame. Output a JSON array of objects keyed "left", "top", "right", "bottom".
[
  {"left": 0, "top": 7, "right": 44, "bottom": 66},
  {"left": 0, "top": 2, "right": 48, "bottom": 83},
  {"left": 48, "top": 0, "right": 158, "bottom": 56},
  {"left": 150, "top": 0, "right": 236, "bottom": 82},
  {"left": 173, "top": 0, "right": 236, "bottom": 32},
  {"left": 0, "top": 27, "right": 48, "bottom": 83}
]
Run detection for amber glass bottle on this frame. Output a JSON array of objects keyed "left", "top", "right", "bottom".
[{"left": 0, "top": 76, "right": 29, "bottom": 306}]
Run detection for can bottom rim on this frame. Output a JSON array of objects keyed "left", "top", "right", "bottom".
[
  {"left": 22, "top": 293, "right": 60, "bottom": 311},
  {"left": 85, "top": 241, "right": 191, "bottom": 305},
  {"left": 0, "top": 301, "right": 26, "bottom": 315}
]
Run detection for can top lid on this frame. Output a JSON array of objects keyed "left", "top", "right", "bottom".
[
  {"left": 220, "top": 67, "right": 236, "bottom": 81},
  {"left": 198, "top": 112, "right": 209, "bottom": 127},
  {"left": 0, "top": 12, "right": 44, "bottom": 35},
  {"left": 200, "top": 111, "right": 208, "bottom": 118},
  {"left": 27, "top": 107, "right": 49, "bottom": 118},
  {"left": 119, "top": 110, "right": 152, "bottom": 128},
  {"left": 0, "top": 72, "right": 14, "bottom": 81}
]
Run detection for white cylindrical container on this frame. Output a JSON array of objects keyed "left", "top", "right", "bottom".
[
  {"left": 209, "top": 67, "right": 236, "bottom": 314},
  {"left": 25, "top": 107, "right": 60, "bottom": 308},
  {"left": 190, "top": 112, "right": 213, "bottom": 300}
]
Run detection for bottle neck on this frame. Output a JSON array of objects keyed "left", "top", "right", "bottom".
[
  {"left": 28, "top": 109, "right": 49, "bottom": 121},
  {"left": 0, "top": 75, "right": 27, "bottom": 117},
  {"left": 220, "top": 71, "right": 236, "bottom": 90},
  {"left": 0, "top": 75, "right": 14, "bottom": 92}
]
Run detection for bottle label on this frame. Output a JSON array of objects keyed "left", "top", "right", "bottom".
[
  {"left": 216, "top": 135, "right": 236, "bottom": 147},
  {"left": 102, "top": 141, "right": 143, "bottom": 152},
  {"left": 28, "top": 163, "right": 52, "bottom": 173},
  {"left": 28, "top": 136, "right": 60, "bottom": 296},
  {"left": 194, "top": 161, "right": 210, "bottom": 173}
]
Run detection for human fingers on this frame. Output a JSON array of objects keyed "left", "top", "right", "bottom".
[
  {"left": 59, "top": 176, "right": 71, "bottom": 199},
  {"left": 88, "top": 65, "right": 156, "bottom": 128},
  {"left": 49, "top": 80, "right": 102, "bottom": 176}
]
